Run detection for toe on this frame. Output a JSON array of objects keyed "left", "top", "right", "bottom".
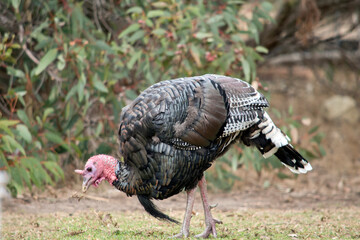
[
  {"left": 171, "top": 233, "right": 183, "bottom": 239},
  {"left": 171, "top": 230, "right": 189, "bottom": 238}
]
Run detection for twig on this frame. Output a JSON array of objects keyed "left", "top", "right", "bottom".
[
  {"left": 97, "top": 0, "right": 114, "bottom": 35},
  {"left": 23, "top": 45, "right": 39, "bottom": 64},
  {"left": 0, "top": 97, "right": 11, "bottom": 117},
  {"left": 34, "top": 71, "right": 46, "bottom": 95},
  {"left": 92, "top": 0, "right": 102, "bottom": 30},
  {"left": 72, "top": 192, "right": 110, "bottom": 202}
]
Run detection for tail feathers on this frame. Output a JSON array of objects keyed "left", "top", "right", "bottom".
[
  {"left": 137, "top": 195, "right": 179, "bottom": 224},
  {"left": 246, "top": 112, "right": 290, "bottom": 159},
  {"left": 275, "top": 145, "right": 312, "bottom": 174},
  {"left": 245, "top": 112, "right": 312, "bottom": 174}
]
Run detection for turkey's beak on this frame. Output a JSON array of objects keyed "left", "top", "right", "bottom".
[
  {"left": 82, "top": 176, "right": 92, "bottom": 193},
  {"left": 74, "top": 169, "right": 91, "bottom": 193}
]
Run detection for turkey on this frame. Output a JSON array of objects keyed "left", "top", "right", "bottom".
[{"left": 75, "top": 74, "right": 312, "bottom": 238}]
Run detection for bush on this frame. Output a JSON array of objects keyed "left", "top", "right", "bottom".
[{"left": 0, "top": 0, "right": 323, "bottom": 195}]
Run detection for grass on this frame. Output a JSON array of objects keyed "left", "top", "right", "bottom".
[{"left": 3, "top": 208, "right": 360, "bottom": 239}]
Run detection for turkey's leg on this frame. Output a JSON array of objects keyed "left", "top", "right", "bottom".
[
  {"left": 195, "top": 176, "right": 222, "bottom": 238},
  {"left": 172, "top": 187, "right": 196, "bottom": 238}
]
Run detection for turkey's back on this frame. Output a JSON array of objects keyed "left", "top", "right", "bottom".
[{"left": 118, "top": 75, "right": 268, "bottom": 199}]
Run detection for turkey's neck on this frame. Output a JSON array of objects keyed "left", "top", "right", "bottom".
[{"left": 99, "top": 154, "right": 118, "bottom": 185}]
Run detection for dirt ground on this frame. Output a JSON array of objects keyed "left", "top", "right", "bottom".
[{"left": 3, "top": 66, "right": 360, "bottom": 221}]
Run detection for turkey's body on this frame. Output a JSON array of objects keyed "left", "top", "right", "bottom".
[{"left": 112, "top": 74, "right": 311, "bottom": 229}]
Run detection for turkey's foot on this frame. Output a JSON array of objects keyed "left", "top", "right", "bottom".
[
  {"left": 197, "top": 176, "right": 222, "bottom": 238},
  {"left": 195, "top": 217, "right": 222, "bottom": 238},
  {"left": 171, "top": 230, "right": 190, "bottom": 238}
]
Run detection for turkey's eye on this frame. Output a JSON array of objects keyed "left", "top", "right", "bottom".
[{"left": 87, "top": 167, "right": 92, "bottom": 172}]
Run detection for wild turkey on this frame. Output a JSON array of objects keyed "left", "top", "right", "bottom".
[{"left": 75, "top": 74, "right": 312, "bottom": 238}]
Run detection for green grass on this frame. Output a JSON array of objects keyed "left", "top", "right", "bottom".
[{"left": 3, "top": 208, "right": 360, "bottom": 239}]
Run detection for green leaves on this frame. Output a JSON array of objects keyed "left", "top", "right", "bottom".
[
  {"left": 194, "top": 32, "right": 213, "bottom": 40},
  {"left": 45, "top": 131, "right": 70, "bottom": 152},
  {"left": 118, "top": 23, "right": 141, "bottom": 39},
  {"left": 147, "top": 10, "right": 167, "bottom": 18},
  {"left": 255, "top": 46, "right": 269, "bottom": 54},
  {"left": 129, "top": 30, "right": 145, "bottom": 44},
  {"left": 11, "top": 0, "right": 21, "bottom": 12},
  {"left": 17, "top": 110, "right": 31, "bottom": 126},
  {"left": 92, "top": 75, "right": 108, "bottom": 93},
  {"left": 16, "top": 124, "right": 32, "bottom": 143},
  {"left": 115, "top": 0, "right": 274, "bottom": 84},
  {"left": 152, "top": 28, "right": 166, "bottom": 36},
  {"left": 43, "top": 161, "right": 65, "bottom": 182},
  {"left": 127, "top": 50, "right": 142, "bottom": 69},
  {"left": 126, "top": 6, "right": 143, "bottom": 15},
  {"left": 0, "top": 120, "right": 19, "bottom": 130},
  {"left": 7, "top": 66, "right": 25, "bottom": 78},
  {"left": 151, "top": 2, "right": 168, "bottom": 8},
  {"left": 34, "top": 48, "right": 58, "bottom": 75},
  {"left": 42, "top": 108, "right": 54, "bottom": 123},
  {"left": 21, "top": 157, "right": 54, "bottom": 189},
  {"left": 2, "top": 135, "right": 26, "bottom": 156},
  {"left": 0, "top": 118, "right": 60, "bottom": 196},
  {"left": 261, "top": 1, "right": 273, "bottom": 11},
  {"left": 240, "top": 56, "right": 250, "bottom": 82},
  {"left": 44, "top": 131, "right": 63, "bottom": 145}
]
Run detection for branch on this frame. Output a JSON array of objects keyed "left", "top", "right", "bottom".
[
  {"left": 19, "top": 25, "right": 64, "bottom": 82},
  {"left": 266, "top": 50, "right": 360, "bottom": 65},
  {"left": 0, "top": 96, "right": 11, "bottom": 117},
  {"left": 92, "top": 0, "right": 102, "bottom": 30},
  {"left": 0, "top": 2, "right": 18, "bottom": 33}
]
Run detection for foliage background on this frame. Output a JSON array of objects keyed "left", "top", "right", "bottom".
[{"left": 0, "top": 0, "right": 332, "bottom": 196}]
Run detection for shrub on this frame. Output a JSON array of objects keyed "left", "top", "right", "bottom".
[{"left": 0, "top": 0, "right": 322, "bottom": 195}]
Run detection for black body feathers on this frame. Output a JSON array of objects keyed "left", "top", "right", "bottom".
[{"left": 114, "top": 74, "right": 312, "bottom": 222}]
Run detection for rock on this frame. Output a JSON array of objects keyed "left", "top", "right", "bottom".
[{"left": 322, "top": 95, "right": 359, "bottom": 124}]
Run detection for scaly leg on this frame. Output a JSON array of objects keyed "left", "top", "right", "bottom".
[
  {"left": 195, "top": 176, "right": 222, "bottom": 238},
  {"left": 172, "top": 187, "right": 196, "bottom": 238}
]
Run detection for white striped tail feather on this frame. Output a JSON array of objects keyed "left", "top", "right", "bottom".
[
  {"left": 247, "top": 112, "right": 312, "bottom": 174},
  {"left": 275, "top": 145, "right": 312, "bottom": 174}
]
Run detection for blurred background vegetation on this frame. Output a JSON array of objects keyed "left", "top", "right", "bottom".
[{"left": 1, "top": 0, "right": 358, "bottom": 197}]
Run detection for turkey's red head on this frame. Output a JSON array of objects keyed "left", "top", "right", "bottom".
[{"left": 75, "top": 155, "right": 117, "bottom": 193}]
